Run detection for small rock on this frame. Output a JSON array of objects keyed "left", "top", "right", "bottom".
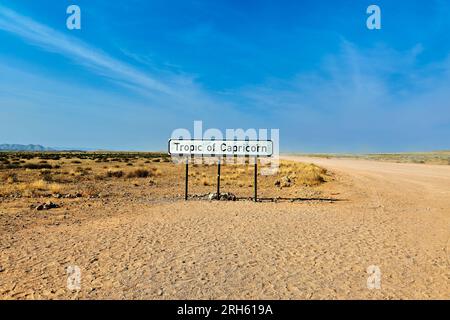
[
  {"left": 89, "top": 257, "right": 99, "bottom": 264},
  {"left": 220, "top": 192, "right": 237, "bottom": 201},
  {"left": 157, "top": 289, "right": 163, "bottom": 296},
  {"left": 43, "top": 289, "right": 55, "bottom": 296},
  {"left": 208, "top": 192, "right": 236, "bottom": 201},
  {"left": 282, "top": 176, "right": 292, "bottom": 186},
  {"left": 276, "top": 176, "right": 291, "bottom": 188},
  {"left": 208, "top": 193, "right": 217, "bottom": 201},
  {"left": 36, "top": 201, "right": 59, "bottom": 211}
]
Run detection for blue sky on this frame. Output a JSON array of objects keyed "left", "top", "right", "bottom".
[{"left": 0, "top": 0, "right": 449, "bottom": 152}]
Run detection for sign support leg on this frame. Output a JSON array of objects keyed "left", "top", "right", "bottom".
[
  {"left": 185, "top": 158, "right": 188, "bottom": 201},
  {"left": 254, "top": 158, "right": 258, "bottom": 202},
  {"left": 217, "top": 158, "right": 221, "bottom": 199}
]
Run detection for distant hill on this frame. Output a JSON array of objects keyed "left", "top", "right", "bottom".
[{"left": 0, "top": 144, "right": 55, "bottom": 151}]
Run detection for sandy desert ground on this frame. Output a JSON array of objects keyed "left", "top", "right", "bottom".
[{"left": 0, "top": 153, "right": 449, "bottom": 299}]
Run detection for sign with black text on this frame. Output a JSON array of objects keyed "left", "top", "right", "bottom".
[{"left": 168, "top": 139, "right": 273, "bottom": 157}]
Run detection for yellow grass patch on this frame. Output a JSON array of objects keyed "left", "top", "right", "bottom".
[{"left": 0, "top": 179, "right": 65, "bottom": 197}]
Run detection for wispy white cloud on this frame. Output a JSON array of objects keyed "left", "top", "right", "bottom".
[
  {"left": 0, "top": 4, "right": 247, "bottom": 118},
  {"left": 0, "top": 5, "right": 174, "bottom": 96}
]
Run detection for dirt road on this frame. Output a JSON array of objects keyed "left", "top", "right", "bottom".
[
  {"left": 1, "top": 157, "right": 449, "bottom": 299},
  {"left": 284, "top": 156, "right": 450, "bottom": 297}
]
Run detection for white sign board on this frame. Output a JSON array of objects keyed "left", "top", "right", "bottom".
[{"left": 168, "top": 139, "right": 273, "bottom": 157}]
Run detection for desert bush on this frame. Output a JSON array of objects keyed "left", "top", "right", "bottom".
[
  {"left": 69, "top": 167, "right": 90, "bottom": 177},
  {"left": 83, "top": 185, "right": 100, "bottom": 197},
  {"left": 93, "top": 174, "right": 105, "bottom": 181},
  {"left": 41, "top": 173, "right": 53, "bottom": 182},
  {"left": 126, "top": 168, "right": 150, "bottom": 178},
  {"left": 40, "top": 170, "right": 53, "bottom": 182},
  {"left": 22, "top": 163, "right": 53, "bottom": 170},
  {"left": 2, "top": 172, "right": 18, "bottom": 183},
  {"left": 106, "top": 169, "right": 124, "bottom": 178},
  {"left": 5, "top": 163, "right": 21, "bottom": 169}
]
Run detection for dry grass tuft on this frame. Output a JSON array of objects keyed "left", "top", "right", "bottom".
[
  {"left": 48, "top": 183, "right": 63, "bottom": 194},
  {"left": 201, "top": 178, "right": 211, "bottom": 186},
  {"left": 277, "top": 161, "right": 328, "bottom": 186},
  {"left": 28, "top": 179, "right": 48, "bottom": 191},
  {"left": 2, "top": 179, "right": 66, "bottom": 196},
  {"left": 151, "top": 168, "right": 162, "bottom": 176}
]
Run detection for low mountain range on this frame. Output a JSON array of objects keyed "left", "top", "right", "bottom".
[
  {"left": 0, "top": 144, "right": 101, "bottom": 152},
  {"left": 0, "top": 144, "right": 55, "bottom": 151}
]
